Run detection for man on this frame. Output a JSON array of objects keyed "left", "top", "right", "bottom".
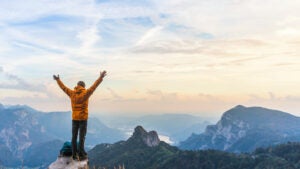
[{"left": 53, "top": 71, "right": 107, "bottom": 161}]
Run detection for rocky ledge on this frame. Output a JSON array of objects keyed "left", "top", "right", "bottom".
[{"left": 48, "top": 156, "right": 88, "bottom": 169}]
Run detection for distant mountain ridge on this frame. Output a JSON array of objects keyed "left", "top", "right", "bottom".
[
  {"left": 132, "top": 114, "right": 210, "bottom": 144},
  {"left": 88, "top": 126, "right": 178, "bottom": 168},
  {"left": 129, "top": 126, "right": 160, "bottom": 147},
  {"left": 3, "top": 103, "right": 300, "bottom": 168},
  {"left": 180, "top": 105, "right": 300, "bottom": 152},
  {"left": 0, "top": 103, "right": 125, "bottom": 167},
  {"left": 89, "top": 126, "right": 300, "bottom": 169},
  {"left": 100, "top": 113, "right": 211, "bottom": 144}
]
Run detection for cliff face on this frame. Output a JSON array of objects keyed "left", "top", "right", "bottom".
[
  {"left": 0, "top": 103, "right": 125, "bottom": 167},
  {"left": 48, "top": 156, "right": 88, "bottom": 169},
  {"left": 130, "top": 126, "right": 160, "bottom": 147},
  {"left": 180, "top": 105, "right": 300, "bottom": 152}
]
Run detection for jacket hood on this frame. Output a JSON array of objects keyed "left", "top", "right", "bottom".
[{"left": 74, "top": 85, "right": 86, "bottom": 94}]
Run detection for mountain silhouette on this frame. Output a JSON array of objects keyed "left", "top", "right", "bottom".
[
  {"left": 89, "top": 125, "right": 300, "bottom": 169},
  {"left": 180, "top": 105, "right": 300, "bottom": 152},
  {"left": 0, "top": 103, "right": 125, "bottom": 167}
]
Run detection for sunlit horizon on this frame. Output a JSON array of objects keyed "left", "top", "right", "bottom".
[{"left": 1, "top": 0, "right": 300, "bottom": 117}]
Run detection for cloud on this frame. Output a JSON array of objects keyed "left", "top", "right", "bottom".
[
  {"left": 131, "top": 38, "right": 268, "bottom": 55},
  {"left": 245, "top": 93, "right": 300, "bottom": 115},
  {"left": 135, "top": 26, "right": 163, "bottom": 46},
  {"left": 132, "top": 40, "right": 203, "bottom": 54},
  {"left": 268, "top": 92, "right": 276, "bottom": 100},
  {"left": 272, "top": 63, "right": 296, "bottom": 67},
  {"left": 152, "top": 0, "right": 300, "bottom": 37},
  {"left": 0, "top": 0, "right": 106, "bottom": 68},
  {"left": 0, "top": 71, "right": 46, "bottom": 92},
  {"left": 1, "top": 94, "right": 70, "bottom": 112},
  {"left": 77, "top": 24, "right": 101, "bottom": 53},
  {"left": 106, "top": 87, "right": 123, "bottom": 100},
  {"left": 0, "top": 0, "right": 101, "bottom": 22},
  {"left": 132, "top": 70, "right": 155, "bottom": 74},
  {"left": 147, "top": 89, "right": 178, "bottom": 101},
  {"left": 147, "top": 89, "right": 163, "bottom": 96},
  {"left": 96, "top": 1, "right": 155, "bottom": 19},
  {"left": 1, "top": 0, "right": 300, "bottom": 116},
  {"left": 12, "top": 40, "right": 64, "bottom": 54},
  {"left": 225, "top": 56, "right": 268, "bottom": 66}
]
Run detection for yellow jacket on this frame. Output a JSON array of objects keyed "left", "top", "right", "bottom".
[{"left": 56, "top": 77, "right": 103, "bottom": 120}]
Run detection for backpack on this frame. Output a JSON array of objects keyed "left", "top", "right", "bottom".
[{"left": 60, "top": 141, "right": 73, "bottom": 156}]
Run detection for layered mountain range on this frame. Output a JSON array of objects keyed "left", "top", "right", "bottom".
[
  {"left": 180, "top": 105, "right": 300, "bottom": 152},
  {"left": 98, "top": 113, "right": 210, "bottom": 144},
  {"left": 2, "top": 103, "right": 300, "bottom": 168},
  {"left": 128, "top": 114, "right": 210, "bottom": 144},
  {"left": 88, "top": 125, "right": 300, "bottom": 169},
  {"left": 88, "top": 125, "right": 178, "bottom": 168},
  {"left": 0, "top": 103, "right": 125, "bottom": 167}
]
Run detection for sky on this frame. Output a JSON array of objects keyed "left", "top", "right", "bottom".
[{"left": 0, "top": 0, "right": 300, "bottom": 117}]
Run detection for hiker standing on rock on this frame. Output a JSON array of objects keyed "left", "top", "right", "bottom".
[{"left": 53, "top": 71, "right": 107, "bottom": 161}]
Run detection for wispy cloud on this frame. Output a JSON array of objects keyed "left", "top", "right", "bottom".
[
  {"left": 106, "top": 87, "right": 123, "bottom": 100},
  {"left": 1, "top": 0, "right": 300, "bottom": 115},
  {"left": 0, "top": 69, "right": 46, "bottom": 92}
]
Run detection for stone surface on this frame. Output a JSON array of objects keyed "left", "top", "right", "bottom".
[
  {"left": 132, "top": 126, "right": 160, "bottom": 147},
  {"left": 180, "top": 105, "right": 300, "bottom": 152},
  {"left": 48, "top": 156, "right": 88, "bottom": 169}
]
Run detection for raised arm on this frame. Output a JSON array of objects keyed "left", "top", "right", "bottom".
[
  {"left": 86, "top": 71, "right": 107, "bottom": 97},
  {"left": 53, "top": 75, "right": 72, "bottom": 97}
]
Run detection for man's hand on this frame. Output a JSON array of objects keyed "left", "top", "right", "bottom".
[
  {"left": 53, "top": 75, "right": 60, "bottom": 80},
  {"left": 100, "top": 71, "right": 107, "bottom": 79}
]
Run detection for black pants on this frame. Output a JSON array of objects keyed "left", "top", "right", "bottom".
[{"left": 72, "top": 120, "right": 87, "bottom": 157}]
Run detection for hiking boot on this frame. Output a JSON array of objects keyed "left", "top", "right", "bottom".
[
  {"left": 79, "top": 155, "right": 88, "bottom": 161},
  {"left": 72, "top": 154, "right": 79, "bottom": 161}
]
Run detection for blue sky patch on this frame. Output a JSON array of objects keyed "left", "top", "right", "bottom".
[
  {"left": 95, "top": 0, "right": 153, "bottom": 6},
  {"left": 12, "top": 40, "right": 64, "bottom": 54},
  {"left": 166, "top": 23, "right": 190, "bottom": 32},
  {"left": 97, "top": 17, "right": 154, "bottom": 47},
  {"left": 123, "top": 17, "right": 154, "bottom": 27},
  {"left": 9, "top": 15, "right": 80, "bottom": 27},
  {"left": 197, "top": 32, "right": 214, "bottom": 39}
]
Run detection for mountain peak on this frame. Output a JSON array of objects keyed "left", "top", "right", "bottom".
[
  {"left": 180, "top": 105, "right": 300, "bottom": 152},
  {"left": 223, "top": 105, "right": 294, "bottom": 122},
  {"left": 133, "top": 125, "right": 147, "bottom": 136},
  {"left": 130, "top": 126, "right": 160, "bottom": 147},
  {"left": 234, "top": 105, "right": 246, "bottom": 109}
]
